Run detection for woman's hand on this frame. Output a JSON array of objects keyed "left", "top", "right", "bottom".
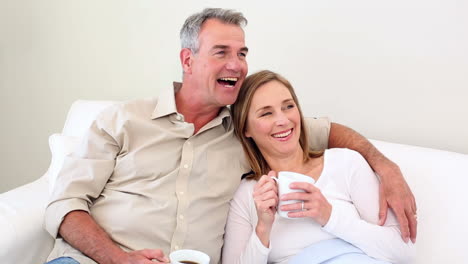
[
  {"left": 280, "top": 182, "right": 332, "bottom": 226},
  {"left": 253, "top": 171, "right": 279, "bottom": 247}
]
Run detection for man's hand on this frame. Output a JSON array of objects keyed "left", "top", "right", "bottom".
[
  {"left": 59, "top": 211, "right": 170, "bottom": 264},
  {"left": 124, "top": 249, "right": 169, "bottom": 264},
  {"left": 327, "top": 123, "right": 417, "bottom": 243},
  {"left": 377, "top": 163, "right": 417, "bottom": 243},
  {"left": 327, "top": 123, "right": 418, "bottom": 243}
]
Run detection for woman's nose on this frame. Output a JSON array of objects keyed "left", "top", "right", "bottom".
[{"left": 275, "top": 113, "right": 289, "bottom": 126}]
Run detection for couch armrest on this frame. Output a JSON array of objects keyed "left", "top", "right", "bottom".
[
  {"left": 0, "top": 175, "right": 54, "bottom": 264},
  {"left": 370, "top": 139, "right": 468, "bottom": 263}
]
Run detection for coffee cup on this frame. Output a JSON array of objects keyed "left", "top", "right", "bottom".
[
  {"left": 169, "top": 249, "right": 210, "bottom": 264},
  {"left": 272, "top": 171, "right": 315, "bottom": 219}
]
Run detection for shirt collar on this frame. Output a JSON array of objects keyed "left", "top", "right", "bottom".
[
  {"left": 151, "top": 82, "right": 233, "bottom": 131},
  {"left": 151, "top": 82, "right": 179, "bottom": 119}
]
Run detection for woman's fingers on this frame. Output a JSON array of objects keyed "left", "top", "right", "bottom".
[
  {"left": 281, "top": 199, "right": 332, "bottom": 225},
  {"left": 254, "top": 181, "right": 277, "bottom": 197},
  {"left": 278, "top": 183, "right": 332, "bottom": 225},
  {"left": 254, "top": 176, "right": 278, "bottom": 197},
  {"left": 288, "top": 181, "right": 316, "bottom": 192},
  {"left": 257, "top": 197, "right": 278, "bottom": 212},
  {"left": 280, "top": 183, "right": 317, "bottom": 201}
]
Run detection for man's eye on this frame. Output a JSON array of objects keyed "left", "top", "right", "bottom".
[
  {"left": 216, "top": 51, "right": 225, "bottom": 55},
  {"left": 239, "top": 52, "right": 247, "bottom": 57}
]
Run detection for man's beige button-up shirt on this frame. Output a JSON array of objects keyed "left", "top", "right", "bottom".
[{"left": 44, "top": 83, "right": 330, "bottom": 264}]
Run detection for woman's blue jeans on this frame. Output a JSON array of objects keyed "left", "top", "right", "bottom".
[{"left": 45, "top": 257, "right": 80, "bottom": 264}]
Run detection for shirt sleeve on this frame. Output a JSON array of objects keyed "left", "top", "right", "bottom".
[
  {"left": 322, "top": 150, "right": 415, "bottom": 264},
  {"left": 304, "top": 117, "right": 331, "bottom": 151},
  {"left": 222, "top": 180, "right": 270, "bottom": 264},
  {"left": 44, "top": 106, "right": 121, "bottom": 238}
]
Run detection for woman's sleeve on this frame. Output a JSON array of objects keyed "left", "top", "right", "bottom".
[
  {"left": 322, "top": 150, "right": 415, "bottom": 264},
  {"left": 222, "top": 181, "right": 270, "bottom": 264}
]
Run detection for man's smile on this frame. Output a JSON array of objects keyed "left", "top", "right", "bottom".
[{"left": 217, "top": 77, "right": 238, "bottom": 87}]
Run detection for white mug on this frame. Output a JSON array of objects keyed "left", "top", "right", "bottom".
[
  {"left": 272, "top": 171, "right": 315, "bottom": 219},
  {"left": 169, "top": 249, "right": 210, "bottom": 264}
]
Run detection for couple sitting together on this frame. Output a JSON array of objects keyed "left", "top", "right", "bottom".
[{"left": 44, "top": 8, "right": 415, "bottom": 264}]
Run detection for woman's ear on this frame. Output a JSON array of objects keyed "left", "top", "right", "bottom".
[
  {"left": 180, "top": 48, "right": 193, "bottom": 74},
  {"left": 244, "top": 129, "right": 251, "bottom": 138}
]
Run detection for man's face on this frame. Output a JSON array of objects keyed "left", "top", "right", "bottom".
[{"left": 187, "top": 19, "right": 248, "bottom": 107}]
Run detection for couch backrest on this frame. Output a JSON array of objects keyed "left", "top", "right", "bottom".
[{"left": 62, "top": 100, "right": 118, "bottom": 137}]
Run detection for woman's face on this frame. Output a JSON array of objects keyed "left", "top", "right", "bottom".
[{"left": 245, "top": 80, "right": 302, "bottom": 158}]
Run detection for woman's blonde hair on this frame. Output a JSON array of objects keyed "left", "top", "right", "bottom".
[{"left": 231, "top": 70, "right": 323, "bottom": 180}]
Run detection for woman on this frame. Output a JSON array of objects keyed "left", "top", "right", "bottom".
[{"left": 222, "top": 70, "right": 414, "bottom": 263}]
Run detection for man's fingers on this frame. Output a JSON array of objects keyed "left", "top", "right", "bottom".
[
  {"left": 139, "top": 249, "right": 169, "bottom": 262},
  {"left": 394, "top": 207, "right": 410, "bottom": 243},
  {"left": 378, "top": 184, "right": 388, "bottom": 225},
  {"left": 411, "top": 194, "right": 418, "bottom": 213},
  {"left": 407, "top": 209, "right": 418, "bottom": 243}
]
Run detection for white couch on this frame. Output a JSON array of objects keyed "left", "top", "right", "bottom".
[{"left": 1, "top": 100, "right": 467, "bottom": 264}]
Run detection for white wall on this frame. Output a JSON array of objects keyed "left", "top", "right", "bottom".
[{"left": 1, "top": 0, "right": 467, "bottom": 192}]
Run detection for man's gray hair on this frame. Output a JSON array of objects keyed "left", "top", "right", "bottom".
[{"left": 180, "top": 8, "right": 247, "bottom": 54}]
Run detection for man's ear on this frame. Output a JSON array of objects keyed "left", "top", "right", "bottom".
[{"left": 180, "top": 48, "right": 193, "bottom": 74}]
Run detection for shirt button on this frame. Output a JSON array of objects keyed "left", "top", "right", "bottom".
[
  {"left": 183, "top": 164, "right": 188, "bottom": 169},
  {"left": 187, "top": 141, "right": 191, "bottom": 145},
  {"left": 175, "top": 245, "right": 179, "bottom": 250},
  {"left": 179, "top": 191, "right": 184, "bottom": 195},
  {"left": 175, "top": 115, "right": 182, "bottom": 121},
  {"left": 179, "top": 214, "right": 184, "bottom": 220}
]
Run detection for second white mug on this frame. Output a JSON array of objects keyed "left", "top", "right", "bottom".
[
  {"left": 272, "top": 171, "right": 315, "bottom": 219},
  {"left": 169, "top": 249, "right": 210, "bottom": 264}
]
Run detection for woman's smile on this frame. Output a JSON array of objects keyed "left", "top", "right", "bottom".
[{"left": 271, "top": 128, "right": 294, "bottom": 141}]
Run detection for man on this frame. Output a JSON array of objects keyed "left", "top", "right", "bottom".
[{"left": 45, "top": 8, "right": 416, "bottom": 264}]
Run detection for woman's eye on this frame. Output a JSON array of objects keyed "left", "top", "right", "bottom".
[
  {"left": 260, "top": 112, "right": 272, "bottom": 117},
  {"left": 283, "top": 104, "right": 295, "bottom": 110}
]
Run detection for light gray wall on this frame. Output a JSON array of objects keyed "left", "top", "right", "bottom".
[{"left": 1, "top": 0, "right": 467, "bottom": 193}]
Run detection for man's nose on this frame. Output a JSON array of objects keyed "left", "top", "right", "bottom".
[{"left": 225, "top": 56, "right": 244, "bottom": 72}]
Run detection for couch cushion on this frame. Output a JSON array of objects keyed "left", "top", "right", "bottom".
[
  {"left": 62, "top": 100, "right": 117, "bottom": 137},
  {"left": 48, "top": 134, "right": 81, "bottom": 194}
]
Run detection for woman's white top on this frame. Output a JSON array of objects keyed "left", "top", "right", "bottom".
[{"left": 222, "top": 148, "right": 414, "bottom": 264}]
